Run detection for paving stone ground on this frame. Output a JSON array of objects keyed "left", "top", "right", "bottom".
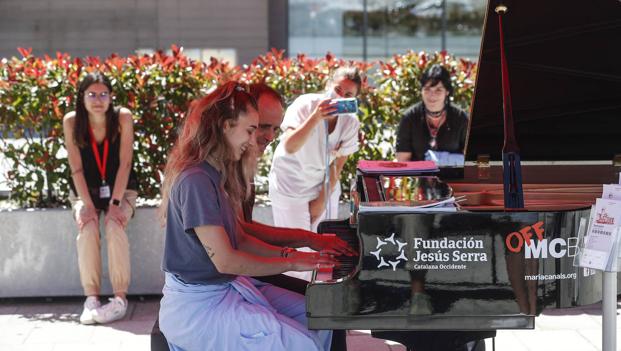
[{"left": 0, "top": 296, "right": 619, "bottom": 351}]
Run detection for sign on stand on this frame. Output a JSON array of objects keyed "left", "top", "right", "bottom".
[
  {"left": 578, "top": 199, "right": 621, "bottom": 271},
  {"left": 574, "top": 183, "right": 621, "bottom": 351}
]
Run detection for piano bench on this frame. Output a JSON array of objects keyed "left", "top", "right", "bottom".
[{"left": 151, "top": 316, "right": 170, "bottom": 351}]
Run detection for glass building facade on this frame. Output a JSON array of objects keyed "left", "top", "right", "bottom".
[{"left": 289, "top": 0, "right": 486, "bottom": 61}]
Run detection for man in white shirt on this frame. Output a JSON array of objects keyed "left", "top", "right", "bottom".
[{"left": 268, "top": 67, "right": 362, "bottom": 233}]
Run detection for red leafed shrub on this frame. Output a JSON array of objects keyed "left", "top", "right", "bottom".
[{"left": 0, "top": 46, "right": 476, "bottom": 207}]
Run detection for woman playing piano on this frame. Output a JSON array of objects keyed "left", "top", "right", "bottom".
[
  {"left": 395, "top": 64, "right": 469, "bottom": 165},
  {"left": 158, "top": 81, "right": 335, "bottom": 351}
]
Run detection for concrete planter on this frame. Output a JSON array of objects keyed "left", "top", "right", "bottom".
[
  {"left": 0, "top": 203, "right": 349, "bottom": 298},
  {"left": 0, "top": 207, "right": 165, "bottom": 298}
]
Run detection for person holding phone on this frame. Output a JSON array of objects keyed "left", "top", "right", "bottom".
[
  {"left": 395, "top": 64, "right": 468, "bottom": 165},
  {"left": 63, "top": 72, "right": 138, "bottom": 324},
  {"left": 268, "top": 67, "right": 362, "bottom": 238}
]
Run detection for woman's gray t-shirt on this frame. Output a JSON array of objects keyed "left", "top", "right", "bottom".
[{"left": 162, "top": 161, "right": 238, "bottom": 284}]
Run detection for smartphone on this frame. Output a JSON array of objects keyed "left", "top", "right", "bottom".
[{"left": 333, "top": 98, "right": 358, "bottom": 114}]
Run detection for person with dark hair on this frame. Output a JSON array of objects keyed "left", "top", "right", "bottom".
[
  {"left": 63, "top": 72, "right": 139, "bottom": 324},
  {"left": 393, "top": 65, "right": 469, "bottom": 315},
  {"left": 395, "top": 64, "right": 469, "bottom": 165},
  {"left": 158, "top": 81, "right": 335, "bottom": 350},
  {"left": 268, "top": 67, "right": 363, "bottom": 249}
]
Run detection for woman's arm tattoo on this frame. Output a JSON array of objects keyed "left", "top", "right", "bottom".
[{"left": 202, "top": 244, "right": 215, "bottom": 258}]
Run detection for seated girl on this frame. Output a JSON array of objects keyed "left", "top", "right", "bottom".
[{"left": 158, "top": 81, "right": 335, "bottom": 351}]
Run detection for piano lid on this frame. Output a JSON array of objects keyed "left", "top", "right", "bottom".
[{"left": 466, "top": 0, "right": 621, "bottom": 161}]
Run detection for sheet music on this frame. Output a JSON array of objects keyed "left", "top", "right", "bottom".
[{"left": 359, "top": 196, "right": 458, "bottom": 213}]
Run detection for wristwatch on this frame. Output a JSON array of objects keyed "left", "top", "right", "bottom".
[{"left": 110, "top": 198, "right": 121, "bottom": 207}]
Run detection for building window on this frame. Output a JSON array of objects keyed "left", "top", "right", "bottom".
[{"left": 288, "top": 0, "right": 485, "bottom": 60}]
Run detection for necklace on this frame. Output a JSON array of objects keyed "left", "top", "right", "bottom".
[
  {"left": 425, "top": 112, "right": 446, "bottom": 136},
  {"left": 424, "top": 106, "right": 445, "bottom": 118},
  {"left": 425, "top": 111, "right": 446, "bottom": 150}
]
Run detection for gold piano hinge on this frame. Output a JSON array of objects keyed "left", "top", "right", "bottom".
[{"left": 477, "top": 154, "right": 491, "bottom": 180}]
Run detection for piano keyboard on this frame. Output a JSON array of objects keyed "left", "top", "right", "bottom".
[{"left": 314, "top": 220, "right": 360, "bottom": 282}]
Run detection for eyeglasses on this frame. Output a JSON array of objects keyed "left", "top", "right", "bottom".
[{"left": 85, "top": 91, "right": 110, "bottom": 101}]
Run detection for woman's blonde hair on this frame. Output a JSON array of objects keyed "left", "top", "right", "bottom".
[{"left": 159, "top": 81, "right": 257, "bottom": 223}]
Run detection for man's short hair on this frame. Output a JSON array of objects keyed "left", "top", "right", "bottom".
[{"left": 248, "top": 83, "right": 284, "bottom": 107}]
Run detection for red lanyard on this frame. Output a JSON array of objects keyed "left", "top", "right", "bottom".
[{"left": 88, "top": 126, "right": 109, "bottom": 184}]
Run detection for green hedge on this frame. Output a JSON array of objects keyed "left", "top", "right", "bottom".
[{"left": 0, "top": 47, "right": 476, "bottom": 208}]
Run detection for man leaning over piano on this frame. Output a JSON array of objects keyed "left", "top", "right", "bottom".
[{"left": 240, "top": 83, "right": 356, "bottom": 351}]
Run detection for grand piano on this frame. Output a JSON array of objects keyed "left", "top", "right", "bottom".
[{"left": 306, "top": 0, "right": 621, "bottom": 349}]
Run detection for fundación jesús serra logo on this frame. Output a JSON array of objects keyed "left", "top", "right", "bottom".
[{"left": 370, "top": 233, "right": 408, "bottom": 271}]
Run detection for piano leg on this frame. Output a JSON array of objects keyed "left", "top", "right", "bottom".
[{"left": 331, "top": 330, "right": 347, "bottom": 351}]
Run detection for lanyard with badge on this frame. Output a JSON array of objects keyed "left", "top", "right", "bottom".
[{"left": 88, "top": 126, "right": 110, "bottom": 199}]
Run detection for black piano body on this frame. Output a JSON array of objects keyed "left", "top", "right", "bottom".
[
  {"left": 309, "top": 173, "right": 616, "bottom": 329},
  {"left": 306, "top": 0, "right": 621, "bottom": 348}
]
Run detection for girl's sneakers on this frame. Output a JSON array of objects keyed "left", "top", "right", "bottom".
[
  {"left": 92, "top": 296, "right": 128, "bottom": 324},
  {"left": 79, "top": 296, "right": 101, "bottom": 325}
]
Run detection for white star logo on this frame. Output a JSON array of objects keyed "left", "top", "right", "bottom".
[
  {"left": 370, "top": 248, "right": 382, "bottom": 260},
  {"left": 372, "top": 233, "right": 408, "bottom": 271},
  {"left": 377, "top": 257, "right": 389, "bottom": 268},
  {"left": 396, "top": 239, "right": 407, "bottom": 251},
  {"left": 376, "top": 237, "right": 387, "bottom": 249}
]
